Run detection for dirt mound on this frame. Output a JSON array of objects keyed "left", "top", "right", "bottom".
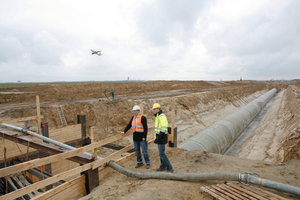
[
  {"left": 276, "top": 85, "right": 300, "bottom": 161},
  {"left": 1, "top": 80, "right": 271, "bottom": 104}
]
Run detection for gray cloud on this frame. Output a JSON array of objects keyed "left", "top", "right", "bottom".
[
  {"left": 136, "top": 0, "right": 210, "bottom": 46},
  {"left": 0, "top": 0, "right": 300, "bottom": 82}
]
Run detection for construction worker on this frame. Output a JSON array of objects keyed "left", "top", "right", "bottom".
[
  {"left": 121, "top": 105, "right": 150, "bottom": 169},
  {"left": 152, "top": 103, "right": 174, "bottom": 173}
]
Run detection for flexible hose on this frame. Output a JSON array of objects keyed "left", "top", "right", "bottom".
[{"left": 107, "top": 161, "right": 300, "bottom": 196}]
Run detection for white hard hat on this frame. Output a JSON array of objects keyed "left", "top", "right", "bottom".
[{"left": 132, "top": 105, "right": 140, "bottom": 111}]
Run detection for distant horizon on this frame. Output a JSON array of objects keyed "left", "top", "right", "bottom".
[{"left": 1, "top": 78, "right": 299, "bottom": 84}]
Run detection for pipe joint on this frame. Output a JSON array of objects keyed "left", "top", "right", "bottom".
[{"left": 239, "top": 172, "right": 260, "bottom": 186}]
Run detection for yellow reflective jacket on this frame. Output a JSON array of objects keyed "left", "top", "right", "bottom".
[{"left": 154, "top": 110, "right": 168, "bottom": 144}]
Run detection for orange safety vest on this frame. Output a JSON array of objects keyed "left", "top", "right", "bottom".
[{"left": 131, "top": 115, "right": 144, "bottom": 133}]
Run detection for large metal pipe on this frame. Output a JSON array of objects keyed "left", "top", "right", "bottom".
[
  {"left": 178, "top": 88, "right": 277, "bottom": 154},
  {"left": 0, "top": 123, "right": 102, "bottom": 159},
  {"left": 107, "top": 161, "right": 300, "bottom": 196}
]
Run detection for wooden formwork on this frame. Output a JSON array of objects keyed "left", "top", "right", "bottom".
[
  {"left": 0, "top": 124, "right": 81, "bottom": 160},
  {"left": 49, "top": 124, "right": 82, "bottom": 143},
  {"left": 31, "top": 175, "right": 86, "bottom": 200},
  {"left": 0, "top": 100, "right": 177, "bottom": 199}
]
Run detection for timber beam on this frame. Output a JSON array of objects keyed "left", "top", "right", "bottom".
[
  {"left": 0, "top": 131, "right": 92, "bottom": 165},
  {"left": 13, "top": 160, "right": 64, "bottom": 187}
]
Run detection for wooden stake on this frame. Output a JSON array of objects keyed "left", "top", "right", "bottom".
[
  {"left": 36, "top": 96, "right": 42, "bottom": 134},
  {"left": 171, "top": 109, "right": 175, "bottom": 143},
  {"left": 90, "top": 127, "right": 98, "bottom": 161},
  {"left": 139, "top": 104, "right": 144, "bottom": 115}
]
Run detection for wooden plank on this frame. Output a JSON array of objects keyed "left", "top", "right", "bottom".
[
  {"left": 0, "top": 162, "right": 92, "bottom": 200},
  {"left": 55, "top": 182, "right": 85, "bottom": 200},
  {"left": 139, "top": 104, "right": 144, "bottom": 115},
  {"left": 207, "top": 186, "right": 233, "bottom": 200},
  {"left": 0, "top": 116, "right": 44, "bottom": 124},
  {"left": 211, "top": 185, "right": 243, "bottom": 200},
  {"left": 240, "top": 185, "right": 288, "bottom": 200},
  {"left": 221, "top": 184, "right": 254, "bottom": 199},
  {"left": 90, "top": 127, "right": 98, "bottom": 161},
  {"left": 36, "top": 96, "right": 42, "bottom": 134},
  {"left": 0, "top": 131, "right": 132, "bottom": 177},
  {"left": 200, "top": 186, "right": 227, "bottom": 200},
  {"left": 37, "top": 180, "right": 85, "bottom": 200},
  {"left": 49, "top": 124, "right": 81, "bottom": 143},
  {"left": 92, "top": 143, "right": 134, "bottom": 170},
  {"left": 224, "top": 183, "right": 267, "bottom": 200},
  {"left": 51, "top": 160, "right": 79, "bottom": 176},
  {"left": 98, "top": 151, "right": 136, "bottom": 179},
  {"left": 0, "top": 131, "right": 92, "bottom": 165},
  {"left": 31, "top": 175, "right": 85, "bottom": 200},
  {"left": 0, "top": 139, "right": 38, "bottom": 161},
  {"left": 243, "top": 188, "right": 278, "bottom": 200}
]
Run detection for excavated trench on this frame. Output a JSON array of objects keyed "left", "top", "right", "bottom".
[{"left": 0, "top": 84, "right": 279, "bottom": 158}]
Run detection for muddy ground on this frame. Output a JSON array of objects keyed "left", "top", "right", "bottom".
[{"left": 0, "top": 80, "right": 299, "bottom": 199}]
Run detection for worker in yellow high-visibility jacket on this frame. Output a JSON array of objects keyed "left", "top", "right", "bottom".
[{"left": 152, "top": 103, "right": 174, "bottom": 173}]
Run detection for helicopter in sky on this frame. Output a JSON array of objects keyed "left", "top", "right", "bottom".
[{"left": 91, "top": 50, "right": 102, "bottom": 56}]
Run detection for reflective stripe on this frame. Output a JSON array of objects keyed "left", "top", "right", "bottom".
[
  {"left": 154, "top": 113, "right": 169, "bottom": 138},
  {"left": 132, "top": 115, "right": 144, "bottom": 133}
]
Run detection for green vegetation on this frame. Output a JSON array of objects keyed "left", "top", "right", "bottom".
[{"left": 0, "top": 83, "right": 36, "bottom": 89}]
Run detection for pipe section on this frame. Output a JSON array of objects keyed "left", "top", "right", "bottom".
[
  {"left": 0, "top": 123, "right": 102, "bottom": 159},
  {"left": 107, "top": 161, "right": 300, "bottom": 196},
  {"left": 178, "top": 88, "right": 277, "bottom": 154}
]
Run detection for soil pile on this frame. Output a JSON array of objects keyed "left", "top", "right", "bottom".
[{"left": 0, "top": 80, "right": 273, "bottom": 104}]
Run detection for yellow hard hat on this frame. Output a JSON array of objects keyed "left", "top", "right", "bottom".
[{"left": 152, "top": 103, "right": 161, "bottom": 109}]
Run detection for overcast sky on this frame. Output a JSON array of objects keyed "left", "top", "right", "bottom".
[{"left": 0, "top": 0, "right": 299, "bottom": 82}]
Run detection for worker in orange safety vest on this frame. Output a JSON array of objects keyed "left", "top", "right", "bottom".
[{"left": 121, "top": 105, "right": 150, "bottom": 169}]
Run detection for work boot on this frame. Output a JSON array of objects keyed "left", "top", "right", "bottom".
[
  {"left": 167, "top": 169, "right": 174, "bottom": 173},
  {"left": 156, "top": 167, "right": 167, "bottom": 171},
  {"left": 135, "top": 163, "right": 144, "bottom": 168},
  {"left": 146, "top": 164, "right": 151, "bottom": 169}
]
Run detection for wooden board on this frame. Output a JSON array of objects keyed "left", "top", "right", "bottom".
[
  {"left": 0, "top": 130, "right": 132, "bottom": 178},
  {"left": 0, "top": 136, "right": 40, "bottom": 161},
  {"left": 48, "top": 124, "right": 81, "bottom": 143},
  {"left": 0, "top": 124, "right": 80, "bottom": 162},
  {"left": 31, "top": 175, "right": 86, "bottom": 200},
  {"left": 0, "top": 116, "right": 44, "bottom": 124},
  {"left": 200, "top": 182, "right": 289, "bottom": 200}
]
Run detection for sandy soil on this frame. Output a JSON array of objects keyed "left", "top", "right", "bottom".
[{"left": 1, "top": 80, "right": 299, "bottom": 199}]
